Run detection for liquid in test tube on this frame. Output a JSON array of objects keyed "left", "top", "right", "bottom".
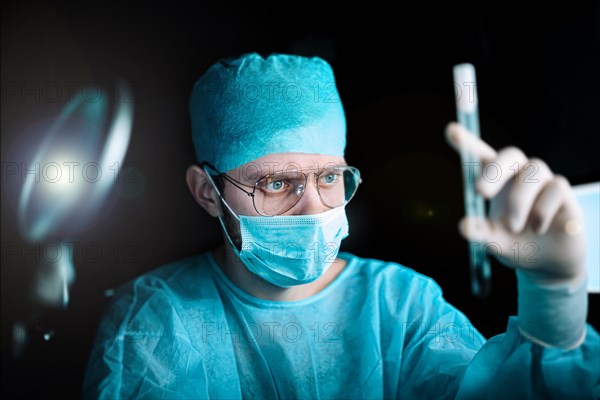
[{"left": 453, "top": 63, "right": 492, "bottom": 298}]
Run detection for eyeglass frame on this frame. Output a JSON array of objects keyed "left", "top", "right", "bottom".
[{"left": 198, "top": 161, "right": 362, "bottom": 216}]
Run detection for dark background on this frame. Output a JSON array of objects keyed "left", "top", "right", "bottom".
[{"left": 2, "top": 2, "right": 599, "bottom": 398}]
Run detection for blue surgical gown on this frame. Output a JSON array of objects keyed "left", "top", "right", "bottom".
[{"left": 83, "top": 251, "right": 600, "bottom": 399}]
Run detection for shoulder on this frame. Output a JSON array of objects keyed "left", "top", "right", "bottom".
[
  {"left": 338, "top": 251, "right": 449, "bottom": 318},
  {"left": 99, "top": 251, "right": 218, "bottom": 331},
  {"left": 339, "top": 251, "right": 443, "bottom": 295},
  {"left": 114, "top": 252, "right": 212, "bottom": 297}
]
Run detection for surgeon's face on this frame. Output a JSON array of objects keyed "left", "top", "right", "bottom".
[{"left": 218, "top": 153, "right": 347, "bottom": 249}]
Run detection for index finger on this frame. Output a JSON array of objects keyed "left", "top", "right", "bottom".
[{"left": 445, "top": 122, "right": 497, "bottom": 163}]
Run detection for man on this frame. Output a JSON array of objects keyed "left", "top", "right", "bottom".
[{"left": 83, "top": 53, "right": 599, "bottom": 399}]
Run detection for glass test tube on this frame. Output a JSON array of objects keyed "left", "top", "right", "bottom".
[{"left": 453, "top": 63, "right": 492, "bottom": 298}]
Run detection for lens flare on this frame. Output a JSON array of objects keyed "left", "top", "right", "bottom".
[{"left": 16, "top": 81, "right": 134, "bottom": 310}]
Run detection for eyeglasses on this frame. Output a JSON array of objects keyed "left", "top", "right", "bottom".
[{"left": 200, "top": 162, "right": 362, "bottom": 216}]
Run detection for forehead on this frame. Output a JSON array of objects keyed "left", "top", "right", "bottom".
[{"left": 230, "top": 153, "right": 346, "bottom": 181}]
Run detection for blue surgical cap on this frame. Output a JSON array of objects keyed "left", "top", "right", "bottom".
[{"left": 189, "top": 52, "right": 346, "bottom": 172}]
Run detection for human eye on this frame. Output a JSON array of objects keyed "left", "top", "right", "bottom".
[
  {"left": 258, "top": 175, "right": 292, "bottom": 194},
  {"left": 320, "top": 172, "right": 341, "bottom": 185},
  {"left": 265, "top": 179, "right": 288, "bottom": 192}
]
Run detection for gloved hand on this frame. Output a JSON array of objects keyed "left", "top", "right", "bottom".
[{"left": 445, "top": 122, "right": 587, "bottom": 349}]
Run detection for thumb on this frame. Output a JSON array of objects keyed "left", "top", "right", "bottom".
[
  {"left": 458, "top": 216, "right": 531, "bottom": 270},
  {"left": 458, "top": 216, "right": 512, "bottom": 268},
  {"left": 458, "top": 216, "right": 491, "bottom": 243}
]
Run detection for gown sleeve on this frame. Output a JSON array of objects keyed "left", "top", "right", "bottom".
[
  {"left": 397, "top": 276, "right": 600, "bottom": 399},
  {"left": 456, "top": 316, "right": 599, "bottom": 399}
]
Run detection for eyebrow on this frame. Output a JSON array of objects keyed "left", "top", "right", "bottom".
[{"left": 237, "top": 164, "right": 348, "bottom": 183}]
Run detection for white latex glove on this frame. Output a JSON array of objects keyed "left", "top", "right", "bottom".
[{"left": 445, "top": 122, "right": 587, "bottom": 349}]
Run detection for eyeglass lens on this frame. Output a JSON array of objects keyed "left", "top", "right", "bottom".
[{"left": 252, "top": 167, "right": 361, "bottom": 216}]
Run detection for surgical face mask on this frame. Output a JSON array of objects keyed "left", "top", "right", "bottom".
[{"left": 207, "top": 173, "right": 350, "bottom": 288}]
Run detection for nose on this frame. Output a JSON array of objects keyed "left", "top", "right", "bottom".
[{"left": 290, "top": 175, "right": 329, "bottom": 215}]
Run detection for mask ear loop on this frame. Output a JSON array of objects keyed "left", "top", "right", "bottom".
[
  {"left": 203, "top": 165, "right": 242, "bottom": 253},
  {"left": 203, "top": 166, "right": 241, "bottom": 221}
]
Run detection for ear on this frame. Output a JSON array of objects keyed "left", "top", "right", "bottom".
[{"left": 186, "top": 165, "right": 222, "bottom": 218}]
